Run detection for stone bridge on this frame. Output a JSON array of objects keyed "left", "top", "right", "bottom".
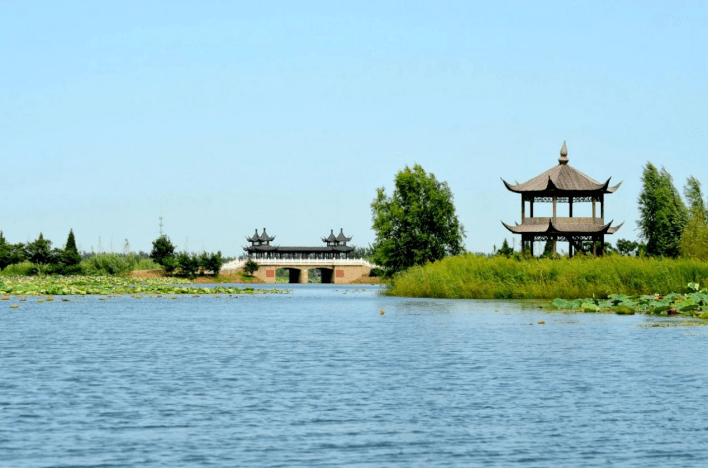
[{"left": 220, "top": 259, "right": 378, "bottom": 284}]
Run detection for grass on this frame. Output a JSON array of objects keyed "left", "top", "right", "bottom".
[
  {"left": 386, "top": 254, "right": 708, "bottom": 299},
  {"left": 80, "top": 254, "right": 161, "bottom": 276}
]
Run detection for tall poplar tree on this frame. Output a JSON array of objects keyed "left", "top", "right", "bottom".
[
  {"left": 637, "top": 163, "right": 687, "bottom": 257},
  {"left": 680, "top": 176, "right": 708, "bottom": 260}
]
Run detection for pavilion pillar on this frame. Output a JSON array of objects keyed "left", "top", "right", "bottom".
[
  {"left": 569, "top": 196, "right": 573, "bottom": 217},
  {"left": 530, "top": 198, "right": 534, "bottom": 218},
  {"left": 530, "top": 238, "right": 534, "bottom": 257},
  {"left": 553, "top": 236, "right": 557, "bottom": 257},
  {"left": 569, "top": 239, "right": 573, "bottom": 258},
  {"left": 521, "top": 197, "right": 525, "bottom": 221},
  {"left": 553, "top": 196, "right": 557, "bottom": 221},
  {"left": 601, "top": 194, "right": 604, "bottom": 221},
  {"left": 592, "top": 197, "right": 597, "bottom": 223},
  {"left": 592, "top": 236, "right": 597, "bottom": 256}
]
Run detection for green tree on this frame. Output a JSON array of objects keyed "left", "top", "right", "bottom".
[
  {"left": 371, "top": 164, "right": 465, "bottom": 276},
  {"left": 637, "top": 163, "right": 687, "bottom": 257},
  {"left": 616, "top": 238, "right": 639, "bottom": 256},
  {"left": 199, "top": 251, "right": 223, "bottom": 276},
  {"left": 0, "top": 232, "right": 26, "bottom": 270},
  {"left": 680, "top": 176, "right": 708, "bottom": 260},
  {"left": 61, "top": 229, "right": 82, "bottom": 273},
  {"left": 495, "top": 238, "right": 514, "bottom": 257},
  {"left": 177, "top": 251, "right": 200, "bottom": 278},
  {"left": 150, "top": 235, "right": 176, "bottom": 266},
  {"left": 243, "top": 259, "right": 259, "bottom": 276},
  {"left": 25, "top": 233, "right": 53, "bottom": 265}
]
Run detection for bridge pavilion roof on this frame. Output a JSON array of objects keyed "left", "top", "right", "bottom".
[
  {"left": 246, "top": 228, "right": 275, "bottom": 243},
  {"left": 501, "top": 141, "right": 622, "bottom": 194}
]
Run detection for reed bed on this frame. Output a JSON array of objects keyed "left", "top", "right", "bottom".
[{"left": 386, "top": 254, "right": 708, "bottom": 299}]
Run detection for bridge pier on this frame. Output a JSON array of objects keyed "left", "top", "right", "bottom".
[{"left": 297, "top": 268, "right": 308, "bottom": 284}]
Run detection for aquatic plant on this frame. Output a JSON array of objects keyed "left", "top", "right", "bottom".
[
  {"left": 548, "top": 283, "right": 708, "bottom": 319},
  {"left": 0, "top": 276, "right": 286, "bottom": 297}
]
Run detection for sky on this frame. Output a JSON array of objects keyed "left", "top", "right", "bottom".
[{"left": 1, "top": 1, "right": 706, "bottom": 256}]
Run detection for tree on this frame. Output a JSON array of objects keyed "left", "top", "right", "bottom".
[
  {"left": 150, "top": 235, "right": 176, "bottom": 266},
  {"left": 207, "top": 251, "right": 224, "bottom": 276},
  {"left": 0, "top": 232, "right": 25, "bottom": 270},
  {"left": 243, "top": 259, "right": 259, "bottom": 276},
  {"left": 637, "top": 163, "right": 687, "bottom": 257},
  {"left": 177, "top": 251, "right": 200, "bottom": 278},
  {"left": 495, "top": 238, "right": 514, "bottom": 257},
  {"left": 25, "top": 233, "right": 53, "bottom": 265},
  {"left": 680, "top": 176, "right": 708, "bottom": 260},
  {"left": 616, "top": 238, "right": 640, "bottom": 256},
  {"left": 371, "top": 164, "right": 465, "bottom": 276},
  {"left": 62, "top": 229, "right": 82, "bottom": 273}
]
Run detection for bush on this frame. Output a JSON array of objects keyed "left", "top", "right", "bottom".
[
  {"left": 1, "top": 261, "right": 38, "bottom": 277},
  {"left": 177, "top": 252, "right": 200, "bottom": 278}
]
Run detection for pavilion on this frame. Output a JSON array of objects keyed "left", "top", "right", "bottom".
[{"left": 501, "top": 142, "right": 623, "bottom": 257}]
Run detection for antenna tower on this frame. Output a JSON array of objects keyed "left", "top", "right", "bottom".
[{"left": 159, "top": 215, "right": 164, "bottom": 236}]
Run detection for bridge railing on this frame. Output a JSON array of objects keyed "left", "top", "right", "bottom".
[{"left": 221, "top": 258, "right": 379, "bottom": 270}]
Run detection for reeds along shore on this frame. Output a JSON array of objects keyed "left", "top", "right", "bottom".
[{"left": 386, "top": 254, "right": 708, "bottom": 299}]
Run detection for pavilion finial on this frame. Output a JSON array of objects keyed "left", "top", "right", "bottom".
[{"left": 559, "top": 141, "right": 569, "bottom": 165}]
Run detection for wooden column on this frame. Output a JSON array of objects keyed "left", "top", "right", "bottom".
[
  {"left": 553, "top": 236, "right": 557, "bottom": 256},
  {"left": 569, "top": 196, "right": 573, "bottom": 217},
  {"left": 521, "top": 197, "right": 525, "bottom": 221},
  {"left": 530, "top": 198, "right": 534, "bottom": 218},
  {"left": 569, "top": 239, "right": 573, "bottom": 258},
  {"left": 592, "top": 236, "right": 597, "bottom": 256},
  {"left": 553, "top": 196, "right": 557, "bottom": 220},
  {"left": 530, "top": 238, "right": 534, "bottom": 257},
  {"left": 592, "top": 196, "right": 597, "bottom": 222},
  {"left": 600, "top": 194, "right": 604, "bottom": 221}
]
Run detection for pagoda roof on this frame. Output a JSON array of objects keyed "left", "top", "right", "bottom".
[
  {"left": 259, "top": 228, "right": 275, "bottom": 242},
  {"left": 501, "top": 217, "right": 624, "bottom": 235},
  {"left": 335, "top": 229, "right": 352, "bottom": 243},
  {"left": 244, "top": 245, "right": 354, "bottom": 253},
  {"left": 322, "top": 230, "right": 337, "bottom": 243},
  {"left": 502, "top": 141, "right": 622, "bottom": 194}
]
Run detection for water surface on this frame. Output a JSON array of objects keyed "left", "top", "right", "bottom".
[{"left": 2, "top": 285, "right": 708, "bottom": 467}]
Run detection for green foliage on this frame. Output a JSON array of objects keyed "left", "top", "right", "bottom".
[
  {"left": 680, "top": 176, "right": 708, "bottom": 260},
  {"left": 150, "top": 235, "right": 176, "bottom": 266},
  {"left": 549, "top": 283, "right": 708, "bottom": 319},
  {"left": 371, "top": 164, "right": 465, "bottom": 276},
  {"left": 177, "top": 252, "right": 200, "bottom": 278},
  {"left": 1, "top": 261, "right": 37, "bottom": 277},
  {"left": 0, "top": 276, "right": 286, "bottom": 296},
  {"left": 25, "top": 233, "right": 52, "bottom": 265},
  {"left": 352, "top": 244, "right": 376, "bottom": 260},
  {"left": 386, "top": 254, "right": 708, "bottom": 299},
  {"left": 200, "top": 251, "right": 223, "bottom": 276},
  {"left": 616, "top": 238, "right": 644, "bottom": 256},
  {"left": 637, "top": 163, "right": 687, "bottom": 257},
  {"left": 495, "top": 239, "right": 514, "bottom": 258},
  {"left": 0, "top": 232, "right": 26, "bottom": 270},
  {"left": 680, "top": 209, "right": 708, "bottom": 260},
  {"left": 80, "top": 253, "right": 161, "bottom": 276},
  {"left": 243, "top": 259, "right": 259, "bottom": 276}
]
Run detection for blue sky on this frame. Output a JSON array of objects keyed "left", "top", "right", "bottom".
[{"left": 1, "top": 1, "right": 706, "bottom": 255}]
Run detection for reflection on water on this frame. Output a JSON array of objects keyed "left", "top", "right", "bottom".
[{"left": 1, "top": 285, "right": 708, "bottom": 467}]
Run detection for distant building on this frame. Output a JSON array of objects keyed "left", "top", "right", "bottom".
[
  {"left": 244, "top": 228, "right": 355, "bottom": 259},
  {"left": 501, "top": 141, "right": 623, "bottom": 257}
]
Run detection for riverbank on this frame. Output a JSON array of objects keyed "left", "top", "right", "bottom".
[{"left": 386, "top": 254, "right": 708, "bottom": 299}]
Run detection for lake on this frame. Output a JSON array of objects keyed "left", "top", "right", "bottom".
[{"left": 2, "top": 284, "right": 708, "bottom": 467}]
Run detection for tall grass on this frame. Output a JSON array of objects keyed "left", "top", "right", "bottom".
[
  {"left": 0, "top": 261, "right": 37, "bottom": 277},
  {"left": 80, "top": 254, "right": 162, "bottom": 276},
  {"left": 387, "top": 254, "right": 708, "bottom": 299}
]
